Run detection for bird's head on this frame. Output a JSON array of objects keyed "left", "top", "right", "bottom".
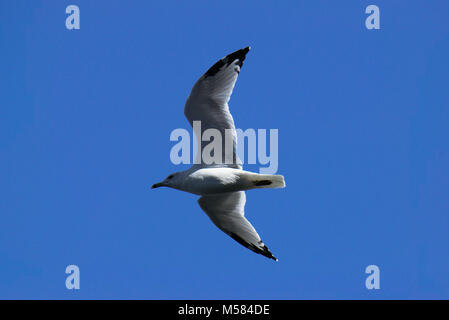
[{"left": 151, "top": 172, "right": 183, "bottom": 190}]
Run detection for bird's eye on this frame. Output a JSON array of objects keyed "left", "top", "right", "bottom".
[{"left": 167, "top": 174, "right": 174, "bottom": 180}]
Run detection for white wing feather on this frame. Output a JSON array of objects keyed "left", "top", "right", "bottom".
[
  {"left": 184, "top": 47, "right": 251, "bottom": 168},
  {"left": 198, "top": 191, "right": 277, "bottom": 261}
]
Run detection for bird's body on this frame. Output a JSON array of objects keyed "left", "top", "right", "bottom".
[
  {"left": 160, "top": 167, "right": 285, "bottom": 196},
  {"left": 152, "top": 47, "right": 286, "bottom": 261}
]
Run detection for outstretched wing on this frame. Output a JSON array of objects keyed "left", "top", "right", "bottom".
[
  {"left": 184, "top": 47, "right": 250, "bottom": 168},
  {"left": 198, "top": 191, "right": 277, "bottom": 261}
]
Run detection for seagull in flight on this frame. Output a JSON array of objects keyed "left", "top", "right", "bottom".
[{"left": 152, "top": 47, "right": 286, "bottom": 261}]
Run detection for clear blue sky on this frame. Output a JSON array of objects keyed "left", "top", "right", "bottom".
[{"left": 1, "top": 1, "right": 448, "bottom": 299}]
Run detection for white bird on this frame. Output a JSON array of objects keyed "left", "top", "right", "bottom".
[{"left": 152, "top": 47, "right": 285, "bottom": 261}]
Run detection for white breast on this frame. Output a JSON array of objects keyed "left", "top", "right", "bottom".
[{"left": 183, "top": 168, "right": 250, "bottom": 195}]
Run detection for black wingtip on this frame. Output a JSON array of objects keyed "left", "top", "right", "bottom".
[
  {"left": 204, "top": 46, "right": 251, "bottom": 78},
  {"left": 228, "top": 232, "right": 278, "bottom": 261},
  {"left": 262, "top": 245, "right": 278, "bottom": 261},
  {"left": 257, "top": 244, "right": 278, "bottom": 261},
  {"left": 227, "top": 46, "right": 250, "bottom": 68}
]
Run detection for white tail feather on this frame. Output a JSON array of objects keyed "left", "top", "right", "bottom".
[{"left": 252, "top": 174, "right": 286, "bottom": 189}]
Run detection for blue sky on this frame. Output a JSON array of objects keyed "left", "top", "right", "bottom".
[{"left": 1, "top": 1, "right": 448, "bottom": 299}]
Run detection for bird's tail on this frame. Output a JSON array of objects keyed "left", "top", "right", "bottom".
[{"left": 251, "top": 174, "right": 286, "bottom": 189}]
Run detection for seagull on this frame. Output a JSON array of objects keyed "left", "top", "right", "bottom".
[{"left": 152, "top": 47, "right": 286, "bottom": 261}]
